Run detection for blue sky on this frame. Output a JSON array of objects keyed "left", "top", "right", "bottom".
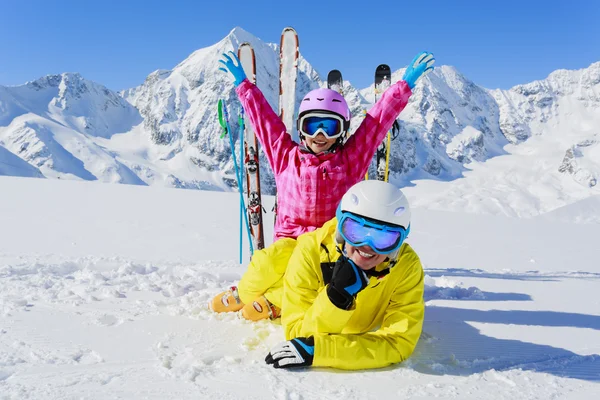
[{"left": 1, "top": 0, "right": 599, "bottom": 91}]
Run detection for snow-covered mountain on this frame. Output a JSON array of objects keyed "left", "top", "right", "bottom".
[
  {"left": 399, "top": 63, "right": 600, "bottom": 217},
  {"left": 362, "top": 65, "right": 509, "bottom": 182},
  {"left": 0, "top": 73, "right": 144, "bottom": 183},
  {"left": 1, "top": 27, "right": 599, "bottom": 217},
  {"left": 119, "top": 27, "right": 320, "bottom": 190},
  {"left": 493, "top": 64, "right": 600, "bottom": 189}
]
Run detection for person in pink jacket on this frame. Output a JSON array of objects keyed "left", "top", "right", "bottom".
[
  {"left": 210, "top": 50, "right": 435, "bottom": 321},
  {"left": 219, "top": 50, "right": 434, "bottom": 241}
]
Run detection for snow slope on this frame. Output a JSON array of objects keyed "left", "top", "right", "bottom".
[
  {"left": 1, "top": 176, "right": 599, "bottom": 399},
  {"left": 0, "top": 146, "right": 43, "bottom": 178},
  {"left": 537, "top": 194, "right": 600, "bottom": 224}
]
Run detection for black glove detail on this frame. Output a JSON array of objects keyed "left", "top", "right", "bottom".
[{"left": 327, "top": 256, "right": 369, "bottom": 310}]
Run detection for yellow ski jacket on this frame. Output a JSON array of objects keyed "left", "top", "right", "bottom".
[{"left": 281, "top": 218, "right": 425, "bottom": 370}]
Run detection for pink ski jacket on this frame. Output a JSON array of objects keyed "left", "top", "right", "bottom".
[{"left": 235, "top": 79, "right": 412, "bottom": 241}]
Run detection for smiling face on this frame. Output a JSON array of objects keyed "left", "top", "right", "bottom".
[
  {"left": 344, "top": 243, "right": 388, "bottom": 270},
  {"left": 304, "top": 133, "right": 337, "bottom": 154}
]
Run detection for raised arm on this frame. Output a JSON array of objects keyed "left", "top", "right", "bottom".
[
  {"left": 343, "top": 51, "right": 435, "bottom": 181},
  {"left": 220, "top": 52, "right": 295, "bottom": 175},
  {"left": 342, "top": 80, "right": 412, "bottom": 180}
]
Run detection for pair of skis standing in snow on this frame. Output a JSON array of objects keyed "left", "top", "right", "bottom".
[
  {"left": 214, "top": 27, "right": 435, "bottom": 370},
  {"left": 327, "top": 66, "right": 401, "bottom": 182}
]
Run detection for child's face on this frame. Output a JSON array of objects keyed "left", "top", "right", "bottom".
[
  {"left": 304, "top": 133, "right": 337, "bottom": 154},
  {"left": 344, "top": 243, "right": 388, "bottom": 270}
]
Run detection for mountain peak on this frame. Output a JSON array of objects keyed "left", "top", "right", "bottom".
[
  {"left": 26, "top": 73, "right": 76, "bottom": 91},
  {"left": 23, "top": 72, "right": 104, "bottom": 96},
  {"left": 228, "top": 26, "right": 254, "bottom": 41}
]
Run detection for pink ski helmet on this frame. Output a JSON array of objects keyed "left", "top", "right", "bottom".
[
  {"left": 297, "top": 88, "right": 351, "bottom": 134},
  {"left": 296, "top": 88, "right": 350, "bottom": 145}
]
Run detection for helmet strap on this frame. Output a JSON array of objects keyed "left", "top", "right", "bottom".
[{"left": 329, "top": 136, "right": 344, "bottom": 152}]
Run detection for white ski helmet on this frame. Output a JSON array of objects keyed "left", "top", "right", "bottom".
[{"left": 336, "top": 180, "right": 411, "bottom": 260}]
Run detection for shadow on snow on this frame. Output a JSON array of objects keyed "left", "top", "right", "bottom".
[{"left": 410, "top": 305, "right": 600, "bottom": 381}]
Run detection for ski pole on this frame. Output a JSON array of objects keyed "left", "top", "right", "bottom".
[
  {"left": 219, "top": 100, "right": 253, "bottom": 263},
  {"left": 239, "top": 109, "right": 254, "bottom": 257},
  {"left": 238, "top": 112, "right": 244, "bottom": 262},
  {"left": 384, "top": 131, "right": 391, "bottom": 182}
]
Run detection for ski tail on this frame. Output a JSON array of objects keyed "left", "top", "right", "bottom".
[
  {"left": 238, "top": 42, "right": 265, "bottom": 252},
  {"left": 278, "top": 27, "right": 299, "bottom": 140},
  {"left": 327, "top": 69, "right": 351, "bottom": 142},
  {"left": 327, "top": 69, "right": 344, "bottom": 95},
  {"left": 238, "top": 42, "right": 257, "bottom": 84},
  {"left": 275, "top": 26, "right": 299, "bottom": 227}
]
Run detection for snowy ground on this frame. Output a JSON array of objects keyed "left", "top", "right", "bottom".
[{"left": 1, "top": 176, "right": 599, "bottom": 399}]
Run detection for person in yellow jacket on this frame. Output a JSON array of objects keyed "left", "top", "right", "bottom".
[{"left": 264, "top": 180, "right": 425, "bottom": 370}]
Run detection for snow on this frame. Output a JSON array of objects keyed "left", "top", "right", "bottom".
[
  {"left": 1, "top": 175, "right": 599, "bottom": 399},
  {"left": 402, "top": 129, "right": 600, "bottom": 218},
  {"left": 0, "top": 146, "right": 43, "bottom": 178},
  {"left": 538, "top": 195, "right": 600, "bottom": 224}
]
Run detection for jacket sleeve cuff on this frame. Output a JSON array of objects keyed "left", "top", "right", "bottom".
[
  {"left": 394, "top": 80, "right": 412, "bottom": 100},
  {"left": 234, "top": 78, "right": 253, "bottom": 96}
]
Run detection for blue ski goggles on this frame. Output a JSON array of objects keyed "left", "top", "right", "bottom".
[
  {"left": 336, "top": 209, "right": 410, "bottom": 254},
  {"left": 298, "top": 112, "right": 345, "bottom": 139}
]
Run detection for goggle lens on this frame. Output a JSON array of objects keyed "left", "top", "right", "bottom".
[
  {"left": 302, "top": 116, "right": 341, "bottom": 137},
  {"left": 340, "top": 215, "right": 405, "bottom": 254},
  {"left": 299, "top": 114, "right": 344, "bottom": 139}
]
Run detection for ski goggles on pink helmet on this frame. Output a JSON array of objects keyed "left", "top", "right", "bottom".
[
  {"left": 336, "top": 208, "right": 410, "bottom": 255},
  {"left": 298, "top": 112, "right": 346, "bottom": 139}
]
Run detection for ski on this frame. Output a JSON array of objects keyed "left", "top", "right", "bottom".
[
  {"left": 278, "top": 27, "right": 299, "bottom": 140},
  {"left": 327, "top": 69, "right": 350, "bottom": 142},
  {"left": 275, "top": 26, "right": 299, "bottom": 223},
  {"left": 327, "top": 69, "right": 344, "bottom": 95},
  {"left": 238, "top": 42, "right": 265, "bottom": 252},
  {"left": 374, "top": 64, "right": 392, "bottom": 181}
]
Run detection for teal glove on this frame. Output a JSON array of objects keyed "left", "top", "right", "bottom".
[
  {"left": 402, "top": 51, "right": 435, "bottom": 90},
  {"left": 218, "top": 51, "right": 247, "bottom": 86}
]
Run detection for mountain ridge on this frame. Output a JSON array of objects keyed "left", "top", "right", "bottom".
[{"left": 0, "top": 27, "right": 598, "bottom": 217}]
